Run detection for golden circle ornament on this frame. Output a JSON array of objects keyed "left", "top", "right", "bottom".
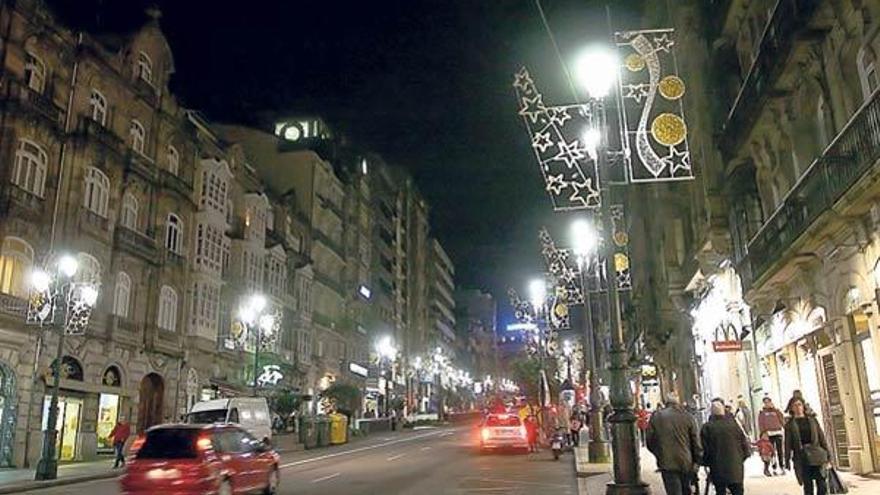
[
  {"left": 614, "top": 253, "right": 630, "bottom": 272},
  {"left": 650, "top": 113, "right": 687, "bottom": 146},
  {"left": 658, "top": 75, "right": 685, "bottom": 100},
  {"left": 613, "top": 231, "right": 629, "bottom": 247},
  {"left": 554, "top": 303, "right": 569, "bottom": 318},
  {"left": 624, "top": 53, "right": 645, "bottom": 72}
]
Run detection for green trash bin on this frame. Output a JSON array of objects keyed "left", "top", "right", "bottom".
[
  {"left": 316, "top": 417, "right": 330, "bottom": 447},
  {"left": 299, "top": 417, "right": 318, "bottom": 449}
]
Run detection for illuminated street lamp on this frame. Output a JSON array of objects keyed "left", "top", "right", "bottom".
[
  {"left": 239, "top": 293, "right": 276, "bottom": 397},
  {"left": 31, "top": 254, "right": 99, "bottom": 481},
  {"left": 575, "top": 46, "right": 648, "bottom": 493},
  {"left": 375, "top": 335, "right": 398, "bottom": 416},
  {"left": 527, "top": 278, "right": 549, "bottom": 408},
  {"left": 571, "top": 217, "right": 611, "bottom": 462}
]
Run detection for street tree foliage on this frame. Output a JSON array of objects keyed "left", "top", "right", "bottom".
[
  {"left": 322, "top": 382, "right": 362, "bottom": 415},
  {"left": 510, "top": 352, "right": 559, "bottom": 404}
]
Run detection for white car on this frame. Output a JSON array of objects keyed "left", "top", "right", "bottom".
[
  {"left": 478, "top": 413, "right": 529, "bottom": 453},
  {"left": 186, "top": 397, "right": 273, "bottom": 443}
]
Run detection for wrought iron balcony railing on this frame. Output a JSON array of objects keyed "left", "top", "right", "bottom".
[
  {"left": 126, "top": 150, "right": 158, "bottom": 182},
  {"left": 114, "top": 226, "right": 160, "bottom": 265},
  {"left": 0, "top": 293, "right": 26, "bottom": 319},
  {"left": 159, "top": 169, "right": 193, "bottom": 198},
  {"left": 0, "top": 185, "right": 46, "bottom": 221},
  {"left": 719, "top": 0, "right": 820, "bottom": 156},
  {"left": 78, "top": 116, "right": 124, "bottom": 154},
  {"left": 0, "top": 78, "right": 64, "bottom": 128},
  {"left": 742, "top": 89, "right": 880, "bottom": 290}
]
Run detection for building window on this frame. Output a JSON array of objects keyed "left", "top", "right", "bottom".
[
  {"left": 113, "top": 271, "right": 131, "bottom": 318},
  {"left": 24, "top": 52, "right": 47, "bottom": 93},
  {"left": 858, "top": 48, "right": 879, "bottom": 100},
  {"left": 89, "top": 90, "right": 107, "bottom": 126},
  {"left": 165, "top": 213, "right": 183, "bottom": 254},
  {"left": 130, "top": 120, "right": 146, "bottom": 155},
  {"left": 75, "top": 252, "right": 101, "bottom": 286},
  {"left": 12, "top": 139, "right": 48, "bottom": 197},
  {"left": 120, "top": 192, "right": 138, "bottom": 230},
  {"left": 266, "top": 253, "right": 287, "bottom": 297},
  {"left": 195, "top": 223, "right": 225, "bottom": 273},
  {"left": 83, "top": 166, "right": 110, "bottom": 218},
  {"left": 158, "top": 285, "right": 178, "bottom": 331},
  {"left": 200, "top": 170, "right": 227, "bottom": 214},
  {"left": 167, "top": 145, "right": 179, "bottom": 175},
  {"left": 136, "top": 51, "right": 153, "bottom": 84},
  {"left": 190, "top": 281, "right": 219, "bottom": 336},
  {"left": 0, "top": 237, "right": 34, "bottom": 298},
  {"left": 242, "top": 250, "right": 264, "bottom": 292}
]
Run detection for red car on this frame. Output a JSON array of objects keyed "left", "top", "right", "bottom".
[{"left": 121, "top": 423, "right": 280, "bottom": 495}]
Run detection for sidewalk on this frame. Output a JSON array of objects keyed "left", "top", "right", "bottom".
[{"left": 576, "top": 446, "right": 880, "bottom": 494}]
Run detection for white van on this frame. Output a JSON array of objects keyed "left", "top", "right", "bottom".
[{"left": 186, "top": 397, "right": 272, "bottom": 442}]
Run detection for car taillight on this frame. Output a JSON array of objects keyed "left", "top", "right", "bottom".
[
  {"left": 520, "top": 425, "right": 527, "bottom": 439},
  {"left": 196, "top": 435, "right": 213, "bottom": 452},
  {"left": 481, "top": 428, "right": 491, "bottom": 442},
  {"left": 129, "top": 435, "right": 145, "bottom": 454}
]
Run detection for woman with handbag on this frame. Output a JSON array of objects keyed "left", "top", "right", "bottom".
[{"left": 784, "top": 397, "right": 830, "bottom": 495}]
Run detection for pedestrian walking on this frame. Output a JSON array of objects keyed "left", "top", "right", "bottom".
[
  {"left": 636, "top": 405, "right": 650, "bottom": 447},
  {"left": 109, "top": 418, "right": 131, "bottom": 468},
  {"left": 701, "top": 400, "right": 750, "bottom": 495},
  {"left": 646, "top": 393, "right": 702, "bottom": 495},
  {"left": 525, "top": 414, "right": 539, "bottom": 452},
  {"left": 784, "top": 397, "right": 831, "bottom": 495},
  {"left": 735, "top": 395, "right": 753, "bottom": 439},
  {"left": 758, "top": 396, "right": 786, "bottom": 474},
  {"left": 570, "top": 414, "right": 582, "bottom": 447}
]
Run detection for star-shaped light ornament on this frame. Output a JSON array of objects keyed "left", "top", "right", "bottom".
[
  {"left": 622, "top": 84, "right": 651, "bottom": 104},
  {"left": 552, "top": 139, "right": 587, "bottom": 169},
  {"left": 653, "top": 34, "right": 674, "bottom": 53},
  {"left": 547, "top": 107, "right": 571, "bottom": 127},
  {"left": 663, "top": 146, "right": 691, "bottom": 175},
  {"left": 518, "top": 94, "right": 547, "bottom": 124},
  {"left": 545, "top": 174, "right": 567, "bottom": 195},
  {"left": 568, "top": 179, "right": 600, "bottom": 208},
  {"left": 532, "top": 131, "right": 555, "bottom": 153},
  {"left": 513, "top": 69, "right": 534, "bottom": 92}
]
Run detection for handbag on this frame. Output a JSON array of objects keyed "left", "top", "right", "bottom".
[
  {"left": 826, "top": 466, "right": 848, "bottom": 494},
  {"left": 803, "top": 443, "right": 829, "bottom": 466}
]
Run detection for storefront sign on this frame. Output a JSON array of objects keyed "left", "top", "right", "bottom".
[
  {"left": 349, "top": 362, "right": 368, "bottom": 377},
  {"left": 712, "top": 340, "right": 743, "bottom": 352}
]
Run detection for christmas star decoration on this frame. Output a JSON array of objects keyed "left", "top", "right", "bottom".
[
  {"left": 547, "top": 107, "right": 571, "bottom": 127},
  {"left": 569, "top": 179, "right": 599, "bottom": 207},
  {"left": 545, "top": 174, "right": 566, "bottom": 195},
  {"left": 622, "top": 84, "right": 651, "bottom": 104},
  {"left": 532, "top": 131, "right": 554, "bottom": 153},
  {"left": 653, "top": 34, "right": 674, "bottom": 53},
  {"left": 513, "top": 68, "right": 534, "bottom": 92},
  {"left": 552, "top": 138, "right": 587, "bottom": 168},
  {"left": 518, "top": 94, "right": 546, "bottom": 123},
  {"left": 663, "top": 146, "right": 691, "bottom": 175}
]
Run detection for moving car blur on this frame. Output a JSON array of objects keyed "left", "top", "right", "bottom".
[{"left": 478, "top": 413, "right": 529, "bottom": 453}]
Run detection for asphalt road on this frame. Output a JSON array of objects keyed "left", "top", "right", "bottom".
[{"left": 19, "top": 426, "right": 579, "bottom": 495}]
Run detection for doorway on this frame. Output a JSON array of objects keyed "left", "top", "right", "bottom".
[
  {"left": 137, "top": 373, "right": 165, "bottom": 432},
  {"left": 42, "top": 396, "right": 83, "bottom": 461}
]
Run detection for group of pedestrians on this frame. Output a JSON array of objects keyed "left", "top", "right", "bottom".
[{"left": 646, "top": 391, "right": 837, "bottom": 495}]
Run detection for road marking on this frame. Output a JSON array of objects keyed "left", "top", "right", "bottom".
[
  {"left": 310, "top": 472, "right": 341, "bottom": 483},
  {"left": 386, "top": 453, "right": 404, "bottom": 461},
  {"left": 420, "top": 446, "right": 431, "bottom": 451},
  {"left": 280, "top": 429, "right": 448, "bottom": 469}
]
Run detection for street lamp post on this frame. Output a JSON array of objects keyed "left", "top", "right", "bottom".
[
  {"left": 576, "top": 47, "right": 648, "bottom": 495},
  {"left": 32, "top": 255, "right": 98, "bottom": 480},
  {"left": 375, "top": 336, "right": 398, "bottom": 417},
  {"left": 528, "top": 279, "right": 547, "bottom": 408},
  {"left": 239, "top": 294, "right": 275, "bottom": 397},
  {"left": 572, "top": 218, "right": 611, "bottom": 462}
]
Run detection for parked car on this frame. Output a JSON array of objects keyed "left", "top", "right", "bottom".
[
  {"left": 478, "top": 413, "right": 529, "bottom": 453},
  {"left": 121, "top": 423, "right": 280, "bottom": 495},
  {"left": 186, "top": 397, "right": 273, "bottom": 442}
]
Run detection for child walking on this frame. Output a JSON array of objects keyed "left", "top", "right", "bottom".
[{"left": 755, "top": 431, "right": 776, "bottom": 477}]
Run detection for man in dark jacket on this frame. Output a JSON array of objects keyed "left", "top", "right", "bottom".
[
  {"left": 646, "top": 393, "right": 702, "bottom": 495},
  {"left": 701, "top": 400, "right": 751, "bottom": 495}
]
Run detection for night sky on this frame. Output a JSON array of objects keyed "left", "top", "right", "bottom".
[{"left": 55, "top": 0, "right": 646, "bottom": 324}]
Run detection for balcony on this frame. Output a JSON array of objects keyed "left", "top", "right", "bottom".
[
  {"left": 312, "top": 311, "right": 338, "bottom": 330},
  {"left": 79, "top": 208, "right": 109, "bottom": 235},
  {"left": 133, "top": 77, "right": 159, "bottom": 107},
  {"left": 313, "top": 229, "right": 345, "bottom": 259},
  {"left": 741, "top": 89, "right": 880, "bottom": 290},
  {"left": 0, "top": 78, "right": 64, "bottom": 129},
  {"left": 163, "top": 249, "right": 187, "bottom": 268},
  {"left": 313, "top": 269, "right": 344, "bottom": 296},
  {"left": 0, "top": 293, "right": 26, "bottom": 320},
  {"left": 159, "top": 169, "right": 193, "bottom": 199},
  {"left": 107, "top": 314, "right": 140, "bottom": 345},
  {"left": 126, "top": 150, "right": 158, "bottom": 182},
  {"left": 0, "top": 185, "right": 46, "bottom": 222},
  {"left": 78, "top": 116, "right": 124, "bottom": 154},
  {"left": 114, "top": 226, "right": 159, "bottom": 265},
  {"left": 718, "top": 0, "right": 821, "bottom": 157}
]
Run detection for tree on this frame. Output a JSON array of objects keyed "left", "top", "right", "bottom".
[
  {"left": 321, "top": 383, "right": 362, "bottom": 416},
  {"left": 510, "top": 352, "right": 560, "bottom": 405}
]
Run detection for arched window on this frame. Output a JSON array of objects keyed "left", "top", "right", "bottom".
[
  {"left": 120, "top": 192, "right": 138, "bottom": 230},
  {"left": 75, "top": 252, "right": 101, "bottom": 286},
  {"left": 113, "top": 271, "right": 131, "bottom": 318},
  {"left": 165, "top": 213, "right": 183, "bottom": 253},
  {"left": 158, "top": 285, "right": 178, "bottom": 331},
  {"left": 136, "top": 51, "right": 153, "bottom": 84},
  {"left": 129, "top": 120, "right": 146, "bottom": 154},
  {"left": 0, "top": 237, "right": 34, "bottom": 298},
  {"left": 24, "top": 52, "right": 47, "bottom": 93},
  {"left": 166, "top": 145, "right": 179, "bottom": 175},
  {"left": 12, "top": 139, "right": 48, "bottom": 197},
  {"left": 89, "top": 89, "right": 107, "bottom": 126},
  {"left": 858, "top": 48, "right": 879, "bottom": 100},
  {"left": 83, "top": 167, "right": 110, "bottom": 217}
]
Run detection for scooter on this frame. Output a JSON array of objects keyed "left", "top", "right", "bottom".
[{"left": 551, "top": 429, "right": 565, "bottom": 460}]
